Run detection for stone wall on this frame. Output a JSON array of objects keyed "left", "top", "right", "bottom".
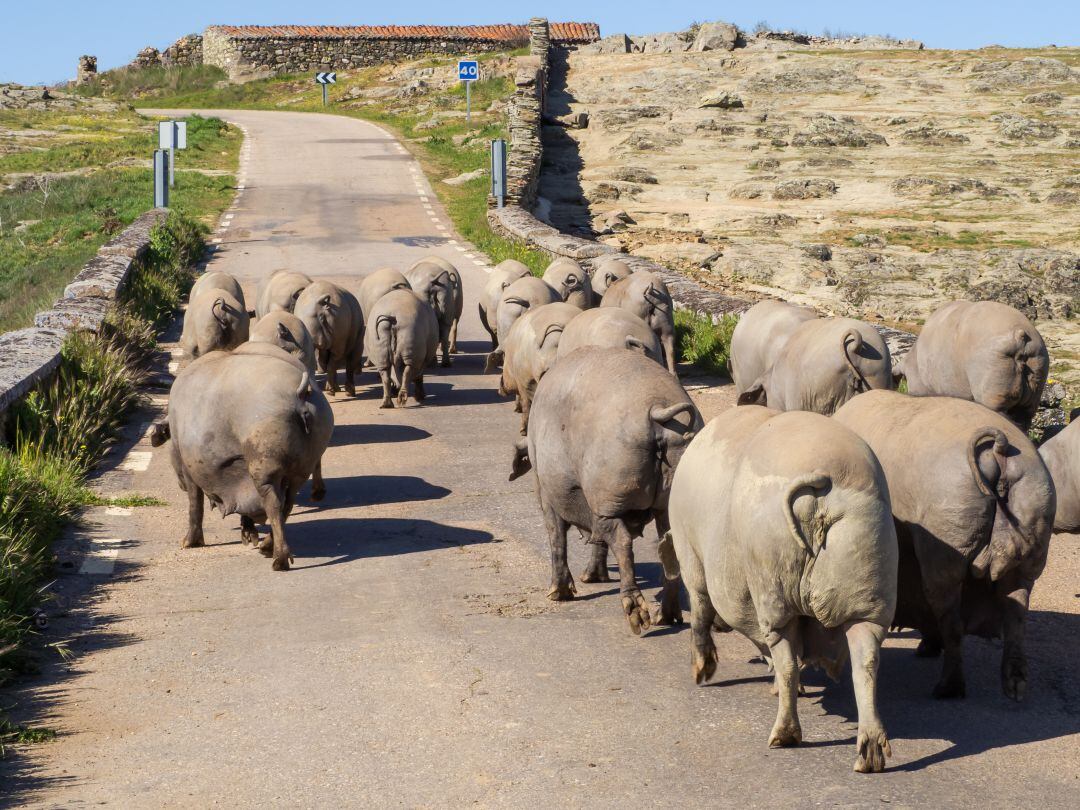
[
  {"left": 76, "top": 55, "right": 97, "bottom": 85},
  {"left": 201, "top": 23, "right": 599, "bottom": 80},
  {"left": 0, "top": 210, "right": 167, "bottom": 418},
  {"left": 206, "top": 29, "right": 513, "bottom": 80}
]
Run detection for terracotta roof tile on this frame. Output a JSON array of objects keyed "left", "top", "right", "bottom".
[{"left": 208, "top": 23, "right": 600, "bottom": 44}]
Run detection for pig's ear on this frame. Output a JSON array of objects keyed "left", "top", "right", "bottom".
[
  {"left": 277, "top": 322, "right": 291, "bottom": 340},
  {"left": 318, "top": 294, "right": 332, "bottom": 308}
]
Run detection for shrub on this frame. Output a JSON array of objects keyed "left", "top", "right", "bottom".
[{"left": 675, "top": 310, "right": 738, "bottom": 376}]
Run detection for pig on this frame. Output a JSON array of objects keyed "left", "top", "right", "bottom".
[
  {"left": 190, "top": 271, "right": 246, "bottom": 310},
  {"left": 255, "top": 270, "right": 311, "bottom": 318},
  {"left": 405, "top": 259, "right": 461, "bottom": 368},
  {"left": 542, "top": 258, "right": 594, "bottom": 310},
  {"left": 411, "top": 256, "right": 464, "bottom": 353},
  {"left": 293, "top": 280, "right": 364, "bottom": 397},
  {"left": 500, "top": 301, "right": 582, "bottom": 434},
  {"left": 366, "top": 289, "right": 439, "bottom": 408},
  {"left": 180, "top": 285, "right": 249, "bottom": 360},
  {"left": 151, "top": 342, "right": 333, "bottom": 571},
  {"left": 667, "top": 406, "right": 897, "bottom": 773},
  {"left": 835, "top": 391, "right": 1056, "bottom": 701},
  {"left": 484, "top": 276, "right": 559, "bottom": 373},
  {"left": 737, "top": 317, "right": 892, "bottom": 415},
  {"left": 589, "top": 257, "right": 633, "bottom": 305},
  {"left": 1039, "top": 416, "right": 1079, "bottom": 533},
  {"left": 729, "top": 300, "right": 819, "bottom": 395},
  {"left": 250, "top": 311, "right": 316, "bottom": 373},
  {"left": 510, "top": 347, "right": 702, "bottom": 633},
  {"left": 480, "top": 260, "right": 531, "bottom": 349},
  {"left": 358, "top": 267, "right": 411, "bottom": 322},
  {"left": 899, "top": 300, "right": 1049, "bottom": 430},
  {"left": 601, "top": 270, "right": 677, "bottom": 373},
  {"left": 556, "top": 307, "right": 663, "bottom": 366}
]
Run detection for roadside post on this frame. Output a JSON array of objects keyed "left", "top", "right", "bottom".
[
  {"left": 153, "top": 149, "right": 169, "bottom": 208},
  {"left": 490, "top": 139, "right": 507, "bottom": 208},
  {"left": 158, "top": 120, "right": 177, "bottom": 187},
  {"left": 315, "top": 72, "right": 336, "bottom": 106},
  {"left": 458, "top": 59, "right": 479, "bottom": 125}
]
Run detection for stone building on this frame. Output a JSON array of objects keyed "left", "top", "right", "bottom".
[
  {"left": 201, "top": 22, "right": 599, "bottom": 80},
  {"left": 76, "top": 55, "right": 97, "bottom": 85}
]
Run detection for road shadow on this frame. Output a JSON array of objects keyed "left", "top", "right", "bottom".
[
  {"left": 311, "top": 474, "right": 450, "bottom": 510},
  {"left": 809, "top": 608, "right": 1080, "bottom": 771},
  {"left": 420, "top": 381, "right": 504, "bottom": 407},
  {"left": 328, "top": 423, "right": 431, "bottom": 446},
  {"left": 0, "top": 557, "right": 144, "bottom": 806},
  {"left": 392, "top": 235, "right": 450, "bottom": 248},
  {"left": 289, "top": 517, "right": 494, "bottom": 569}
]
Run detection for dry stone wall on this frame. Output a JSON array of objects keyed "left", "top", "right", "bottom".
[
  {"left": 204, "top": 29, "right": 513, "bottom": 80},
  {"left": 0, "top": 209, "right": 167, "bottom": 418}
]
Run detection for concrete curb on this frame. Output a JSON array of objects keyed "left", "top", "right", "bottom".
[{"left": 0, "top": 208, "right": 169, "bottom": 417}]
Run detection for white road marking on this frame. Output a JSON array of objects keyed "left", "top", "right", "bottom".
[
  {"left": 119, "top": 451, "right": 152, "bottom": 472},
  {"left": 79, "top": 538, "right": 123, "bottom": 575},
  {"left": 473, "top": 260, "right": 487, "bottom": 267},
  {"left": 455, "top": 245, "right": 467, "bottom": 252},
  {"left": 105, "top": 506, "right": 133, "bottom": 517},
  {"left": 212, "top": 238, "right": 222, "bottom": 244},
  {"left": 168, "top": 360, "right": 179, "bottom": 373},
  {"left": 169, "top": 347, "right": 183, "bottom": 357},
  {"left": 150, "top": 396, "right": 169, "bottom": 407}
]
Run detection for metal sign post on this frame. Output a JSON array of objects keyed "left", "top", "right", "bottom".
[
  {"left": 153, "top": 149, "right": 169, "bottom": 208},
  {"left": 158, "top": 120, "right": 176, "bottom": 187},
  {"left": 490, "top": 139, "right": 507, "bottom": 208},
  {"left": 458, "top": 60, "right": 479, "bottom": 125},
  {"left": 315, "top": 72, "right": 337, "bottom": 106}
]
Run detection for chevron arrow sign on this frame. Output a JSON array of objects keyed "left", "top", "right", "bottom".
[{"left": 315, "top": 72, "right": 337, "bottom": 84}]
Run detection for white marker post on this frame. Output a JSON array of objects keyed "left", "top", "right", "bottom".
[{"left": 158, "top": 120, "right": 178, "bottom": 187}]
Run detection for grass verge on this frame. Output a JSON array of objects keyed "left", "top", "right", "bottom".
[
  {"left": 675, "top": 310, "right": 737, "bottom": 377},
  {"left": 0, "top": 114, "right": 238, "bottom": 332},
  {"left": 0, "top": 211, "right": 200, "bottom": 746}
]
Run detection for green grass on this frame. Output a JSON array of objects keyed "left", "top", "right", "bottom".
[
  {"left": 0, "top": 115, "right": 235, "bottom": 333},
  {"left": 0, "top": 715, "right": 56, "bottom": 755},
  {"left": 675, "top": 310, "right": 737, "bottom": 376},
  {"left": 1, "top": 212, "right": 200, "bottom": 706},
  {"left": 822, "top": 225, "right": 1037, "bottom": 252},
  {"left": 73, "top": 64, "right": 228, "bottom": 101}
]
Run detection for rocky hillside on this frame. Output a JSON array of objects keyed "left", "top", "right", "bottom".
[{"left": 540, "top": 25, "right": 1080, "bottom": 391}]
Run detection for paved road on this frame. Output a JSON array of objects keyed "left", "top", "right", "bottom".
[{"left": 2, "top": 110, "right": 1078, "bottom": 808}]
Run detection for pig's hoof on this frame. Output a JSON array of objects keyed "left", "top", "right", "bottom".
[
  {"left": 397, "top": 392, "right": 409, "bottom": 407},
  {"left": 915, "top": 638, "right": 942, "bottom": 658},
  {"left": 622, "top": 590, "right": 652, "bottom": 636},
  {"left": 380, "top": 398, "right": 395, "bottom": 409},
  {"left": 272, "top": 556, "right": 290, "bottom": 572},
  {"left": 768, "top": 719, "right": 802, "bottom": 749},
  {"left": 181, "top": 532, "right": 204, "bottom": 549},
  {"left": 310, "top": 485, "right": 326, "bottom": 502},
  {"left": 1001, "top": 656, "right": 1027, "bottom": 702},
  {"left": 345, "top": 386, "right": 356, "bottom": 398},
  {"left": 241, "top": 528, "right": 259, "bottom": 546},
  {"left": 854, "top": 726, "right": 891, "bottom": 773},
  {"left": 440, "top": 358, "right": 451, "bottom": 368},
  {"left": 932, "top": 671, "right": 966, "bottom": 700},
  {"left": 579, "top": 566, "right": 611, "bottom": 584},
  {"left": 257, "top": 536, "right": 274, "bottom": 557},
  {"left": 692, "top": 645, "right": 717, "bottom": 685},
  {"left": 547, "top": 579, "right": 576, "bottom": 601}
]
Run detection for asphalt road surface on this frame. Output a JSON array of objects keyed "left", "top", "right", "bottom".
[{"left": 2, "top": 110, "right": 1078, "bottom": 808}]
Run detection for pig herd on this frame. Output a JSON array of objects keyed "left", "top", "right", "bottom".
[{"left": 155, "top": 251, "right": 1079, "bottom": 775}]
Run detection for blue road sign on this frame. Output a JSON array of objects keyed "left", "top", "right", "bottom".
[{"left": 458, "top": 60, "right": 479, "bottom": 82}]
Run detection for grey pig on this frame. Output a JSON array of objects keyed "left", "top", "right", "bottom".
[
  {"left": 667, "top": 406, "right": 897, "bottom": 773},
  {"left": 835, "top": 390, "right": 1055, "bottom": 701},
  {"left": 365, "top": 289, "right": 439, "bottom": 408},
  {"left": 294, "top": 280, "right": 364, "bottom": 397},
  {"left": 600, "top": 270, "right": 677, "bottom": 373}
]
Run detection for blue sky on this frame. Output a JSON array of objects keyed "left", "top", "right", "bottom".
[{"left": 1, "top": 1, "right": 1076, "bottom": 85}]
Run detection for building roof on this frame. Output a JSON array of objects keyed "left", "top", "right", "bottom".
[{"left": 207, "top": 23, "right": 600, "bottom": 44}]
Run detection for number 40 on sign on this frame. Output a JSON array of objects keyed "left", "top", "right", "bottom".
[{"left": 458, "top": 60, "right": 479, "bottom": 125}]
